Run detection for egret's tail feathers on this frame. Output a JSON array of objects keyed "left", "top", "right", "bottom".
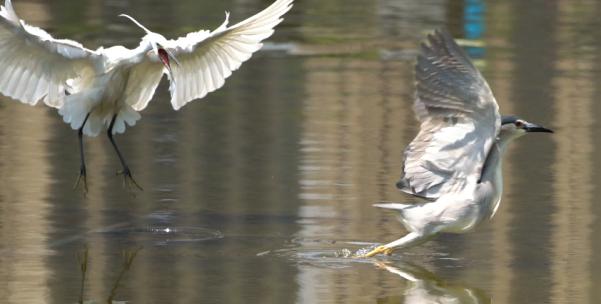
[
  {"left": 111, "top": 105, "right": 141, "bottom": 135},
  {"left": 60, "top": 93, "right": 141, "bottom": 136},
  {"left": 82, "top": 105, "right": 140, "bottom": 136},
  {"left": 59, "top": 94, "right": 94, "bottom": 132},
  {"left": 373, "top": 202, "right": 413, "bottom": 210}
]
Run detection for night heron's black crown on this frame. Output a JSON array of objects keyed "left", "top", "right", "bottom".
[{"left": 501, "top": 115, "right": 520, "bottom": 125}]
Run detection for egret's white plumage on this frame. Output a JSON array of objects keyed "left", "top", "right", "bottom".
[
  {"left": 362, "top": 30, "right": 553, "bottom": 257},
  {"left": 0, "top": 1, "right": 97, "bottom": 108},
  {"left": 0, "top": 0, "right": 293, "bottom": 190}
]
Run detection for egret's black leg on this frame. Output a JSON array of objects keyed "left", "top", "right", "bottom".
[
  {"left": 74, "top": 113, "right": 91, "bottom": 193},
  {"left": 107, "top": 114, "right": 142, "bottom": 191}
]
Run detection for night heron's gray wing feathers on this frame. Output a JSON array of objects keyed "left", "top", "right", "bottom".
[{"left": 398, "top": 30, "right": 500, "bottom": 199}]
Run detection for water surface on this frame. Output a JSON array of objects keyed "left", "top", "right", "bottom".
[{"left": 0, "top": 0, "right": 600, "bottom": 303}]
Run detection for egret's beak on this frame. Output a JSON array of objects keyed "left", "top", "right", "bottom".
[
  {"left": 158, "top": 48, "right": 172, "bottom": 72},
  {"left": 158, "top": 48, "right": 179, "bottom": 82},
  {"left": 524, "top": 122, "right": 554, "bottom": 133}
]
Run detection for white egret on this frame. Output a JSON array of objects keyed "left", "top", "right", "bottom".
[
  {"left": 0, "top": 0, "right": 293, "bottom": 192},
  {"left": 362, "top": 30, "right": 552, "bottom": 257}
]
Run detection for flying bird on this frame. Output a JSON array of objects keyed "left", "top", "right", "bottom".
[
  {"left": 362, "top": 30, "right": 553, "bottom": 257},
  {"left": 0, "top": 0, "right": 293, "bottom": 192}
]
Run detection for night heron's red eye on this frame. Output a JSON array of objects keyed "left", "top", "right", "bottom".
[{"left": 515, "top": 120, "right": 524, "bottom": 128}]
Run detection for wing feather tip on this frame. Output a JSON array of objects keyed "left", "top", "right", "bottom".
[{"left": 166, "top": 0, "right": 293, "bottom": 109}]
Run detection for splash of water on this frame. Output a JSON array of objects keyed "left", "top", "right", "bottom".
[{"left": 353, "top": 244, "right": 381, "bottom": 258}]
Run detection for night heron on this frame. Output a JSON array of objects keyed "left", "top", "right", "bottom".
[{"left": 363, "top": 30, "right": 553, "bottom": 257}]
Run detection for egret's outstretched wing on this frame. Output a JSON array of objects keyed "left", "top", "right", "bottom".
[
  {"left": 0, "top": 0, "right": 98, "bottom": 108},
  {"left": 398, "top": 30, "right": 500, "bottom": 199},
  {"left": 123, "top": 56, "right": 165, "bottom": 112},
  {"left": 162, "top": 0, "right": 293, "bottom": 110}
]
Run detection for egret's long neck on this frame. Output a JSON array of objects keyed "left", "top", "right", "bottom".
[
  {"left": 120, "top": 14, "right": 152, "bottom": 34},
  {"left": 122, "top": 39, "right": 153, "bottom": 66}
]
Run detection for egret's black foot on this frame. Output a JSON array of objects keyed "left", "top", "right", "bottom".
[
  {"left": 117, "top": 167, "right": 143, "bottom": 192},
  {"left": 73, "top": 166, "right": 88, "bottom": 194}
]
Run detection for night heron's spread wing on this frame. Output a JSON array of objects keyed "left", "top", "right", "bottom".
[{"left": 398, "top": 30, "right": 500, "bottom": 199}]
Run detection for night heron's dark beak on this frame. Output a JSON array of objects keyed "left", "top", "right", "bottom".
[{"left": 524, "top": 122, "right": 554, "bottom": 133}]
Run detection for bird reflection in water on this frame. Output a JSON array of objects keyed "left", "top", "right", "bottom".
[
  {"left": 374, "top": 261, "right": 490, "bottom": 304},
  {"left": 77, "top": 246, "right": 142, "bottom": 304}
]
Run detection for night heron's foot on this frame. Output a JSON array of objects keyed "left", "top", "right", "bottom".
[
  {"left": 73, "top": 166, "right": 88, "bottom": 194},
  {"left": 117, "top": 168, "right": 143, "bottom": 192},
  {"left": 362, "top": 245, "right": 394, "bottom": 257}
]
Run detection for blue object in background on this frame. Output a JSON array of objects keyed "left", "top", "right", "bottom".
[{"left": 464, "top": 0, "right": 485, "bottom": 58}]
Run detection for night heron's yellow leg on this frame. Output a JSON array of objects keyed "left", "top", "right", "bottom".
[
  {"left": 361, "top": 233, "right": 425, "bottom": 257},
  {"left": 363, "top": 245, "right": 395, "bottom": 257}
]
